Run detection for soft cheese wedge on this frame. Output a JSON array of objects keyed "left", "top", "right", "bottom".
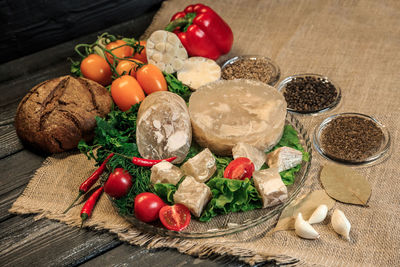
[
  {"left": 180, "top": 148, "right": 216, "bottom": 183},
  {"left": 150, "top": 161, "right": 184, "bottom": 185},
  {"left": 266, "top": 146, "right": 303, "bottom": 172},
  {"left": 232, "top": 142, "right": 267, "bottom": 171},
  {"left": 252, "top": 168, "right": 288, "bottom": 208},
  {"left": 173, "top": 176, "right": 212, "bottom": 217}
]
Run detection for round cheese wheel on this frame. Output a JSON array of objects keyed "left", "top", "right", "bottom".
[{"left": 188, "top": 79, "right": 287, "bottom": 156}]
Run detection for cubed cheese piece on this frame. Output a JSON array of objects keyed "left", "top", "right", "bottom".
[
  {"left": 136, "top": 91, "right": 192, "bottom": 164},
  {"left": 252, "top": 168, "right": 288, "bottom": 208},
  {"left": 189, "top": 79, "right": 286, "bottom": 156},
  {"left": 180, "top": 148, "right": 216, "bottom": 183},
  {"left": 150, "top": 161, "right": 184, "bottom": 185},
  {"left": 173, "top": 176, "right": 211, "bottom": 217},
  {"left": 232, "top": 142, "right": 266, "bottom": 170},
  {"left": 266, "top": 146, "right": 303, "bottom": 172}
]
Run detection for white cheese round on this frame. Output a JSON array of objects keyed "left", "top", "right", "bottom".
[{"left": 188, "top": 79, "right": 287, "bottom": 156}]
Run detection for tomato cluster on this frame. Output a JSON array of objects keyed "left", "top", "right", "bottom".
[
  {"left": 134, "top": 193, "right": 191, "bottom": 231},
  {"left": 79, "top": 39, "right": 167, "bottom": 112}
]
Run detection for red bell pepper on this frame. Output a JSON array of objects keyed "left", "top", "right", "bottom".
[{"left": 165, "top": 3, "right": 233, "bottom": 60}]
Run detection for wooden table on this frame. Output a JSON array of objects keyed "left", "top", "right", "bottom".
[{"left": 0, "top": 12, "right": 250, "bottom": 267}]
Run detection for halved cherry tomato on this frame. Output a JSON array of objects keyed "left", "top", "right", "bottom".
[
  {"left": 106, "top": 40, "right": 133, "bottom": 64},
  {"left": 132, "top": 40, "right": 147, "bottom": 63},
  {"left": 116, "top": 59, "right": 142, "bottom": 78},
  {"left": 80, "top": 54, "right": 112, "bottom": 86},
  {"left": 136, "top": 64, "right": 168, "bottom": 95},
  {"left": 159, "top": 204, "right": 191, "bottom": 231},
  {"left": 223, "top": 157, "right": 255, "bottom": 180},
  {"left": 111, "top": 75, "right": 145, "bottom": 111},
  {"left": 134, "top": 192, "right": 166, "bottom": 222},
  {"left": 104, "top": 168, "right": 133, "bottom": 198}
]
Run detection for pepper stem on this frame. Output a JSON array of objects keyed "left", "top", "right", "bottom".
[
  {"left": 63, "top": 192, "right": 84, "bottom": 214},
  {"left": 165, "top": 13, "right": 196, "bottom": 32},
  {"left": 80, "top": 213, "right": 88, "bottom": 228}
]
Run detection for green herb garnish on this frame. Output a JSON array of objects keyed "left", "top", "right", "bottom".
[{"left": 163, "top": 72, "right": 192, "bottom": 102}]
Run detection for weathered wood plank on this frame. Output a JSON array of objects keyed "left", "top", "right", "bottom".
[
  {"left": 0, "top": 150, "right": 44, "bottom": 222},
  {"left": 0, "top": 11, "right": 158, "bottom": 85},
  {"left": 81, "top": 243, "right": 249, "bottom": 267},
  {"left": 0, "top": 216, "right": 122, "bottom": 267},
  {"left": 0, "top": 150, "right": 44, "bottom": 196},
  {"left": 1, "top": 0, "right": 163, "bottom": 63},
  {"left": 0, "top": 124, "right": 23, "bottom": 159}
]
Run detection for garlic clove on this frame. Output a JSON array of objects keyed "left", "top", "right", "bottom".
[
  {"left": 295, "top": 212, "right": 320, "bottom": 239},
  {"left": 331, "top": 209, "right": 351, "bottom": 240},
  {"left": 308, "top": 204, "right": 329, "bottom": 224}
]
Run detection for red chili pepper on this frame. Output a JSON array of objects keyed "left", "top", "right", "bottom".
[
  {"left": 165, "top": 3, "right": 233, "bottom": 60},
  {"left": 80, "top": 186, "right": 103, "bottom": 228},
  {"left": 131, "top": 156, "right": 177, "bottom": 167},
  {"left": 63, "top": 153, "right": 114, "bottom": 213}
]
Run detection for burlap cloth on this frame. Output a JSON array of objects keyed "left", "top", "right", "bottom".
[{"left": 10, "top": 0, "right": 400, "bottom": 265}]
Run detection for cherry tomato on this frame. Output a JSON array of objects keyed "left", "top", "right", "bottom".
[
  {"left": 106, "top": 40, "right": 133, "bottom": 64},
  {"left": 223, "top": 157, "right": 255, "bottom": 180},
  {"left": 159, "top": 204, "right": 191, "bottom": 231},
  {"left": 116, "top": 59, "right": 142, "bottom": 78},
  {"left": 104, "top": 168, "right": 133, "bottom": 198},
  {"left": 134, "top": 192, "right": 166, "bottom": 222},
  {"left": 136, "top": 64, "right": 168, "bottom": 95},
  {"left": 80, "top": 54, "right": 112, "bottom": 86},
  {"left": 132, "top": 40, "right": 147, "bottom": 63},
  {"left": 111, "top": 75, "right": 145, "bottom": 111}
]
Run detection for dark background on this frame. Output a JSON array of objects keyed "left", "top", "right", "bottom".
[{"left": 0, "top": 0, "right": 164, "bottom": 63}]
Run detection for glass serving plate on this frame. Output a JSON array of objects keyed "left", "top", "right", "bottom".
[
  {"left": 109, "top": 113, "right": 312, "bottom": 239},
  {"left": 221, "top": 55, "right": 281, "bottom": 86},
  {"left": 276, "top": 73, "right": 342, "bottom": 115},
  {"left": 313, "top": 112, "right": 391, "bottom": 166}
]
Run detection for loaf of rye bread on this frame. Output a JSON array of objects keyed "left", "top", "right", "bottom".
[{"left": 15, "top": 75, "right": 113, "bottom": 154}]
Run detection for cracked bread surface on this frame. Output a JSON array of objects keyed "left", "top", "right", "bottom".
[{"left": 15, "top": 75, "right": 112, "bottom": 154}]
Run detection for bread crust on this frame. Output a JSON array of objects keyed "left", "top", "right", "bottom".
[{"left": 15, "top": 75, "right": 112, "bottom": 154}]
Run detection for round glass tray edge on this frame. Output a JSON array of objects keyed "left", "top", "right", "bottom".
[{"left": 109, "top": 113, "right": 312, "bottom": 239}]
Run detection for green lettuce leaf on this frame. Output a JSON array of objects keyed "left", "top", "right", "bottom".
[
  {"left": 153, "top": 183, "right": 177, "bottom": 205},
  {"left": 199, "top": 178, "right": 262, "bottom": 222}
]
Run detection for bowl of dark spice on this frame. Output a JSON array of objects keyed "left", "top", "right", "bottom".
[
  {"left": 277, "top": 74, "right": 341, "bottom": 114},
  {"left": 313, "top": 113, "right": 391, "bottom": 165},
  {"left": 221, "top": 55, "right": 281, "bottom": 86}
]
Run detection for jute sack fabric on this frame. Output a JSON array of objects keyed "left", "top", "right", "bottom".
[{"left": 10, "top": 0, "right": 400, "bottom": 265}]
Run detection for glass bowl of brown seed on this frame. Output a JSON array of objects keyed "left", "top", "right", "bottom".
[
  {"left": 221, "top": 55, "right": 281, "bottom": 86},
  {"left": 313, "top": 113, "right": 391, "bottom": 165},
  {"left": 277, "top": 74, "right": 341, "bottom": 114}
]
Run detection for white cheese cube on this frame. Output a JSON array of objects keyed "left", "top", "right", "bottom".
[
  {"left": 252, "top": 168, "right": 288, "bottom": 208},
  {"left": 150, "top": 161, "right": 184, "bottom": 185},
  {"left": 266, "top": 146, "right": 303, "bottom": 172},
  {"left": 232, "top": 142, "right": 266, "bottom": 170},
  {"left": 173, "top": 176, "right": 211, "bottom": 217},
  {"left": 180, "top": 148, "right": 216, "bottom": 183}
]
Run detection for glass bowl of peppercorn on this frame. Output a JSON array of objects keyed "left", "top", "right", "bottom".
[
  {"left": 221, "top": 55, "right": 281, "bottom": 86},
  {"left": 277, "top": 74, "right": 341, "bottom": 114},
  {"left": 313, "top": 113, "right": 391, "bottom": 165}
]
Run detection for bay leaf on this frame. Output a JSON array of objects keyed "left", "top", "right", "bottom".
[
  {"left": 320, "top": 163, "right": 371, "bottom": 205},
  {"left": 273, "top": 190, "right": 335, "bottom": 232}
]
